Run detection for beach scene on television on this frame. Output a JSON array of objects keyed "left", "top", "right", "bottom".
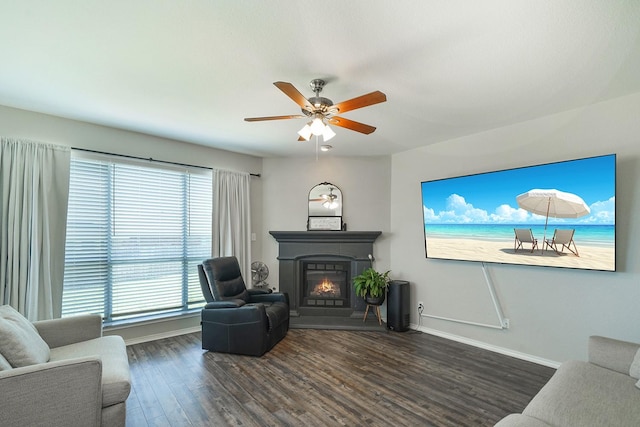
[{"left": 421, "top": 154, "right": 616, "bottom": 271}]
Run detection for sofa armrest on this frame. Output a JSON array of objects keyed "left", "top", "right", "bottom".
[
  {"left": 588, "top": 335, "right": 640, "bottom": 375},
  {"left": 495, "top": 413, "right": 553, "bottom": 426},
  {"left": 0, "top": 357, "right": 102, "bottom": 426},
  {"left": 34, "top": 314, "right": 103, "bottom": 348}
]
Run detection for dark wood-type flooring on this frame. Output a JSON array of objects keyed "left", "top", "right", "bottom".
[{"left": 125, "top": 329, "right": 554, "bottom": 427}]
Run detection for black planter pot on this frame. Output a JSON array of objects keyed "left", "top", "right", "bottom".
[{"left": 365, "top": 294, "right": 385, "bottom": 306}]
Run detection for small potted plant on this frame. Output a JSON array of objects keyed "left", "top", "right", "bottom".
[{"left": 353, "top": 267, "right": 391, "bottom": 305}]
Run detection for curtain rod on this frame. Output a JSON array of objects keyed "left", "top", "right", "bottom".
[{"left": 71, "top": 147, "right": 261, "bottom": 177}]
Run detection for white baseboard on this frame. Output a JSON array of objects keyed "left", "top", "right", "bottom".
[
  {"left": 123, "top": 326, "right": 201, "bottom": 346},
  {"left": 411, "top": 323, "right": 561, "bottom": 369}
]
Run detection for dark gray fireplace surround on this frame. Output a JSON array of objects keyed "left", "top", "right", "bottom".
[{"left": 269, "top": 231, "right": 384, "bottom": 330}]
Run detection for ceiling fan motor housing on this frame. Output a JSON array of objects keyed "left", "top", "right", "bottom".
[
  {"left": 304, "top": 79, "right": 338, "bottom": 116},
  {"left": 303, "top": 97, "right": 335, "bottom": 116}
]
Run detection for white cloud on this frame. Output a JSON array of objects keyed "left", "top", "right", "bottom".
[
  {"left": 423, "top": 206, "right": 437, "bottom": 221},
  {"left": 491, "top": 205, "right": 530, "bottom": 223},
  {"left": 579, "top": 196, "right": 615, "bottom": 224},
  {"left": 424, "top": 194, "right": 614, "bottom": 225},
  {"left": 445, "top": 194, "right": 469, "bottom": 213}
]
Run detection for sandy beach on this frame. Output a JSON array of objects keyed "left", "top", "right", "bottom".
[{"left": 426, "top": 237, "right": 615, "bottom": 271}]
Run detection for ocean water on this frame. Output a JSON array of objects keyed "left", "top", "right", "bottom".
[{"left": 424, "top": 224, "right": 614, "bottom": 247}]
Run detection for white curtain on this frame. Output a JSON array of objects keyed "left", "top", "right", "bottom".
[
  {"left": 0, "top": 138, "right": 70, "bottom": 320},
  {"left": 212, "top": 169, "right": 252, "bottom": 284}
]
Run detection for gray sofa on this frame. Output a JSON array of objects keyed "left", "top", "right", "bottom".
[
  {"left": 0, "top": 308, "right": 131, "bottom": 427},
  {"left": 496, "top": 336, "right": 640, "bottom": 426}
]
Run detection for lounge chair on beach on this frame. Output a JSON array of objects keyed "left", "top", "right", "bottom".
[
  {"left": 544, "top": 228, "right": 579, "bottom": 256},
  {"left": 514, "top": 228, "right": 538, "bottom": 253}
]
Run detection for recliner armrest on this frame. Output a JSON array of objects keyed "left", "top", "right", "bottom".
[
  {"left": 249, "top": 292, "right": 288, "bottom": 304},
  {"left": 0, "top": 357, "right": 102, "bottom": 426},
  {"left": 34, "top": 314, "right": 103, "bottom": 348},
  {"left": 248, "top": 288, "right": 273, "bottom": 295},
  {"left": 202, "top": 303, "right": 269, "bottom": 326},
  {"left": 204, "top": 299, "right": 246, "bottom": 309}
]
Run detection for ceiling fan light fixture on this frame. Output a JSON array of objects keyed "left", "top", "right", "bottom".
[
  {"left": 322, "top": 125, "right": 336, "bottom": 142},
  {"left": 322, "top": 199, "right": 339, "bottom": 209},
  {"left": 297, "top": 123, "right": 312, "bottom": 141},
  {"left": 310, "top": 114, "right": 325, "bottom": 136},
  {"left": 320, "top": 144, "right": 332, "bottom": 152}
]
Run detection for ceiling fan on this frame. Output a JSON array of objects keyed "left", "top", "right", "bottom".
[
  {"left": 309, "top": 187, "right": 339, "bottom": 209},
  {"left": 244, "top": 79, "right": 386, "bottom": 142}
]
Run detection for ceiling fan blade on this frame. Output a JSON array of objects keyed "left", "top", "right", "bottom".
[
  {"left": 274, "top": 81, "right": 312, "bottom": 109},
  {"left": 332, "top": 91, "right": 386, "bottom": 114},
  {"left": 328, "top": 116, "right": 377, "bottom": 134},
  {"left": 244, "top": 115, "right": 306, "bottom": 122}
]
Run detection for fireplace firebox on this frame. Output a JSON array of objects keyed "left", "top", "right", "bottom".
[{"left": 302, "top": 261, "right": 350, "bottom": 307}]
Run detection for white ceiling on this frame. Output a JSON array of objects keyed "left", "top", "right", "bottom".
[{"left": 1, "top": 1, "right": 639, "bottom": 158}]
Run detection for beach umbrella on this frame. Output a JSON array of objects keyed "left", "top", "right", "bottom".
[{"left": 516, "top": 189, "right": 590, "bottom": 249}]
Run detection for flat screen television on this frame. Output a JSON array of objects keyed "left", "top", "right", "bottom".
[{"left": 421, "top": 154, "right": 616, "bottom": 271}]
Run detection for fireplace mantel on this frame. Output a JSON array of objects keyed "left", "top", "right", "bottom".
[
  {"left": 269, "top": 231, "right": 382, "bottom": 261},
  {"left": 270, "top": 230, "right": 383, "bottom": 330},
  {"left": 269, "top": 231, "right": 381, "bottom": 244}
]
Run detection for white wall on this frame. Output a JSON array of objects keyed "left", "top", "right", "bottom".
[
  {"left": 0, "top": 105, "right": 263, "bottom": 342},
  {"left": 261, "top": 156, "right": 392, "bottom": 291},
  {"left": 4, "top": 89, "right": 639, "bottom": 359},
  {"left": 390, "top": 92, "right": 640, "bottom": 364}
]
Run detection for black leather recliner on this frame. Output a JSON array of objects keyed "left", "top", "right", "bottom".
[{"left": 198, "top": 256, "right": 289, "bottom": 356}]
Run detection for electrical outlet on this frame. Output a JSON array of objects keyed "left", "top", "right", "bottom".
[{"left": 417, "top": 301, "right": 424, "bottom": 314}]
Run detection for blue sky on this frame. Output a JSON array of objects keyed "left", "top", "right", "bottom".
[{"left": 422, "top": 154, "right": 616, "bottom": 225}]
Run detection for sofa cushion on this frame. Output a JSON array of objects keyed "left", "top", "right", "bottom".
[
  {"left": 628, "top": 349, "right": 640, "bottom": 389},
  {"left": 0, "top": 352, "right": 12, "bottom": 371},
  {"left": 0, "top": 305, "right": 50, "bottom": 367},
  {"left": 630, "top": 348, "right": 640, "bottom": 379},
  {"left": 49, "top": 335, "right": 131, "bottom": 407},
  {"left": 522, "top": 360, "right": 640, "bottom": 427}
]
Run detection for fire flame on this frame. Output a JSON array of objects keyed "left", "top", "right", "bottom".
[{"left": 311, "top": 278, "right": 340, "bottom": 296}]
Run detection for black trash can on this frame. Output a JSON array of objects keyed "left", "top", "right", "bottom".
[{"left": 387, "top": 280, "right": 410, "bottom": 332}]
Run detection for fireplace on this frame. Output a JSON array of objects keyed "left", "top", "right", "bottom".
[
  {"left": 270, "top": 231, "right": 382, "bottom": 329},
  {"left": 302, "top": 261, "right": 350, "bottom": 308}
]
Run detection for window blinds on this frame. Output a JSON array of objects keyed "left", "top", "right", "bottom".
[{"left": 62, "top": 154, "right": 212, "bottom": 322}]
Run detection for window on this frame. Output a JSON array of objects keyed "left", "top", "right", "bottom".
[{"left": 62, "top": 153, "right": 212, "bottom": 323}]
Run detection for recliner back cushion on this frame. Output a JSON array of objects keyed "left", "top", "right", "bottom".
[
  {"left": 0, "top": 305, "right": 50, "bottom": 367},
  {"left": 202, "top": 257, "right": 249, "bottom": 302}
]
